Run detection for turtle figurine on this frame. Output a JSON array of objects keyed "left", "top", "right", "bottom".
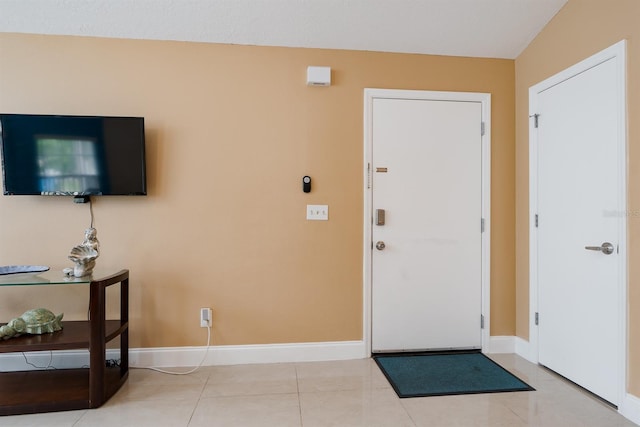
[{"left": 0, "top": 308, "right": 63, "bottom": 340}]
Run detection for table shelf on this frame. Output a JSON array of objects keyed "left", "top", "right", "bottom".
[{"left": 0, "top": 320, "right": 126, "bottom": 353}]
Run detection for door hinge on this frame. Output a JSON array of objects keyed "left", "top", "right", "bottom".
[
  {"left": 367, "top": 162, "right": 372, "bottom": 189},
  {"left": 481, "top": 314, "right": 485, "bottom": 329},
  {"left": 530, "top": 113, "right": 540, "bottom": 128},
  {"left": 535, "top": 312, "right": 539, "bottom": 326},
  {"left": 481, "top": 122, "right": 486, "bottom": 136},
  {"left": 481, "top": 218, "right": 485, "bottom": 233},
  {"left": 535, "top": 214, "right": 539, "bottom": 228}
]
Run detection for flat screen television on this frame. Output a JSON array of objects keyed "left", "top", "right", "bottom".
[{"left": 0, "top": 114, "right": 147, "bottom": 198}]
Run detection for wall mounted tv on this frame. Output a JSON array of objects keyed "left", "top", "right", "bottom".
[{"left": 0, "top": 114, "right": 147, "bottom": 199}]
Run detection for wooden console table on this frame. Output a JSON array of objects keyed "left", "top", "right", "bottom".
[{"left": 0, "top": 269, "right": 129, "bottom": 415}]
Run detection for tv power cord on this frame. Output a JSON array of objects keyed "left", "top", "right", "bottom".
[{"left": 131, "top": 324, "right": 211, "bottom": 376}]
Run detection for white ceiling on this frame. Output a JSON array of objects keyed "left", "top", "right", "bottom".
[{"left": 0, "top": 0, "right": 567, "bottom": 59}]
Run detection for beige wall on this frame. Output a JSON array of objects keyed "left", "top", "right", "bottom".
[
  {"left": 0, "top": 33, "right": 515, "bottom": 349},
  {"left": 515, "top": 0, "right": 640, "bottom": 395}
]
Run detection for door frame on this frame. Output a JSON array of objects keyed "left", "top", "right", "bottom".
[
  {"left": 363, "top": 88, "right": 492, "bottom": 356},
  {"left": 528, "top": 40, "right": 627, "bottom": 402}
]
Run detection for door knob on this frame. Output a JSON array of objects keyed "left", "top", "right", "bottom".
[
  {"left": 375, "top": 241, "right": 386, "bottom": 251},
  {"left": 584, "top": 242, "right": 614, "bottom": 255}
]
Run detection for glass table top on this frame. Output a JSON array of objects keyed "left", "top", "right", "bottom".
[{"left": 0, "top": 268, "right": 116, "bottom": 286}]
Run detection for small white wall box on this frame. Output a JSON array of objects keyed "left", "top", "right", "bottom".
[{"left": 306, "top": 66, "right": 331, "bottom": 86}]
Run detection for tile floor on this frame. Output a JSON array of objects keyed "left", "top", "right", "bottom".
[{"left": 0, "top": 354, "right": 636, "bottom": 426}]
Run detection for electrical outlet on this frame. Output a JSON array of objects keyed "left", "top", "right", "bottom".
[
  {"left": 200, "top": 307, "right": 212, "bottom": 328},
  {"left": 306, "top": 204, "right": 329, "bottom": 220}
]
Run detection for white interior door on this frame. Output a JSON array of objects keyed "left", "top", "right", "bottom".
[
  {"left": 532, "top": 45, "right": 626, "bottom": 405},
  {"left": 370, "top": 94, "right": 486, "bottom": 352}
]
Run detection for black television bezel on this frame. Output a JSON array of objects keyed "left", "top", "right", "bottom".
[{"left": 0, "top": 113, "right": 147, "bottom": 198}]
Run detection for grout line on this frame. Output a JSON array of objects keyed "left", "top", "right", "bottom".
[
  {"left": 295, "top": 363, "right": 304, "bottom": 426},
  {"left": 71, "top": 409, "right": 89, "bottom": 427},
  {"left": 186, "top": 370, "right": 211, "bottom": 426}
]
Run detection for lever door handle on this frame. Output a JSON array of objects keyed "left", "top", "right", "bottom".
[{"left": 585, "top": 242, "right": 614, "bottom": 255}]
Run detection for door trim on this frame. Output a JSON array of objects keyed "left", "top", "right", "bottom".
[
  {"left": 363, "top": 88, "right": 491, "bottom": 355},
  {"left": 528, "top": 40, "right": 627, "bottom": 404}
]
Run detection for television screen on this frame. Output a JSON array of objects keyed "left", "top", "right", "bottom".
[{"left": 0, "top": 114, "right": 147, "bottom": 196}]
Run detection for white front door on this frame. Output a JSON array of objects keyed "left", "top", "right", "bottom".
[
  {"left": 531, "top": 42, "right": 626, "bottom": 405},
  {"left": 366, "top": 90, "right": 489, "bottom": 353}
]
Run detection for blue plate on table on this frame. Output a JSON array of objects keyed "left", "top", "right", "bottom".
[{"left": 0, "top": 265, "right": 50, "bottom": 276}]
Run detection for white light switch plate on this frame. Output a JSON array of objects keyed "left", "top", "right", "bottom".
[{"left": 307, "top": 204, "right": 328, "bottom": 220}]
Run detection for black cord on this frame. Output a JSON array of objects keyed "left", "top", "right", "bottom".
[
  {"left": 89, "top": 197, "right": 95, "bottom": 228},
  {"left": 22, "top": 351, "right": 56, "bottom": 370}
]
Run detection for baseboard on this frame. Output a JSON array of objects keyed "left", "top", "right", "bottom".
[
  {"left": 0, "top": 340, "right": 368, "bottom": 371},
  {"left": 132, "top": 340, "right": 367, "bottom": 367},
  {"left": 0, "top": 351, "right": 53, "bottom": 371},
  {"left": 4, "top": 338, "right": 528, "bottom": 371},
  {"left": 0, "top": 349, "right": 117, "bottom": 372},
  {"left": 620, "top": 393, "right": 640, "bottom": 425},
  {"left": 487, "top": 335, "right": 538, "bottom": 364},
  {"left": 514, "top": 336, "right": 537, "bottom": 363},
  {"left": 486, "top": 336, "right": 515, "bottom": 353}
]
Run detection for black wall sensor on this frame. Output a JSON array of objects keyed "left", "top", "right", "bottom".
[{"left": 302, "top": 176, "right": 311, "bottom": 193}]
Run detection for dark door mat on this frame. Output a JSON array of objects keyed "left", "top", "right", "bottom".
[{"left": 373, "top": 350, "right": 535, "bottom": 398}]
